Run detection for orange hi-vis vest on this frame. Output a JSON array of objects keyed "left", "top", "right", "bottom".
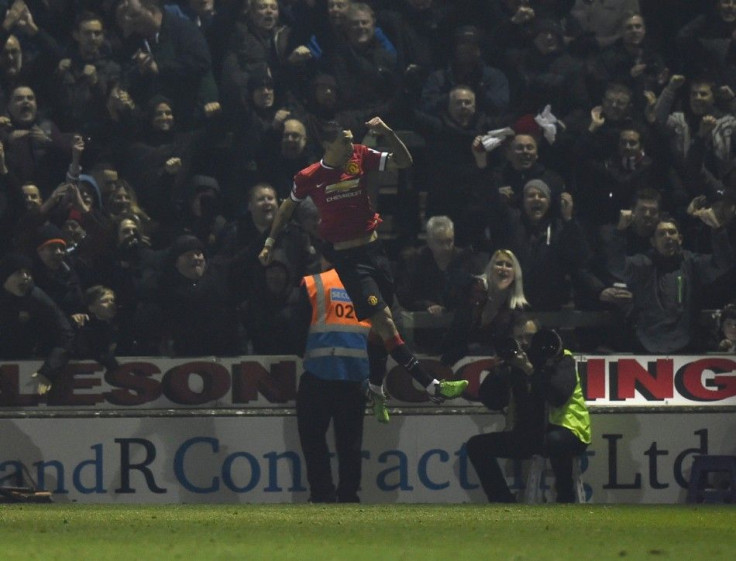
[{"left": 302, "top": 269, "right": 371, "bottom": 382}]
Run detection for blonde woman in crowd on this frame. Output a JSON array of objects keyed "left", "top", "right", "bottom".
[{"left": 440, "top": 249, "right": 529, "bottom": 365}]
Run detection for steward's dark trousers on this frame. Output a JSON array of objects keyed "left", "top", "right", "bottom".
[
  {"left": 466, "top": 425, "right": 587, "bottom": 503},
  {"left": 296, "top": 372, "right": 366, "bottom": 503}
]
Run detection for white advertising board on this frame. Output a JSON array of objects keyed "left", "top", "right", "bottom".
[
  {"left": 2, "top": 354, "right": 736, "bottom": 409},
  {"left": 2, "top": 355, "right": 735, "bottom": 504},
  {"left": 2, "top": 413, "right": 734, "bottom": 504}
]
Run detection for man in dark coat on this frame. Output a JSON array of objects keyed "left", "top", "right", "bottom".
[
  {"left": 0, "top": 252, "right": 74, "bottom": 395},
  {"left": 116, "top": 0, "right": 218, "bottom": 130},
  {"left": 159, "top": 234, "right": 244, "bottom": 356}
]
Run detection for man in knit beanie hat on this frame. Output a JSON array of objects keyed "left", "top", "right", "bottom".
[
  {"left": 33, "top": 222, "right": 85, "bottom": 316},
  {"left": 523, "top": 178, "right": 552, "bottom": 201},
  {"left": 158, "top": 233, "right": 241, "bottom": 356},
  {"left": 0, "top": 252, "right": 75, "bottom": 395},
  {"left": 169, "top": 234, "right": 206, "bottom": 279},
  {"left": 35, "top": 222, "right": 67, "bottom": 262},
  {"left": 0, "top": 252, "right": 33, "bottom": 291}
]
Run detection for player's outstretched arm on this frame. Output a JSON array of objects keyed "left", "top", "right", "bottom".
[{"left": 259, "top": 197, "right": 298, "bottom": 266}]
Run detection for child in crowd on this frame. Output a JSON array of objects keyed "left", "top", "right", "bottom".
[{"left": 73, "top": 285, "right": 120, "bottom": 371}]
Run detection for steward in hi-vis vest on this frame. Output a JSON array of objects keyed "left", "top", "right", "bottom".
[
  {"left": 302, "top": 268, "right": 372, "bottom": 381},
  {"left": 297, "top": 266, "right": 372, "bottom": 503}
]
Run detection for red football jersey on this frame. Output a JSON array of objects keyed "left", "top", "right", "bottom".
[{"left": 291, "top": 144, "right": 388, "bottom": 243}]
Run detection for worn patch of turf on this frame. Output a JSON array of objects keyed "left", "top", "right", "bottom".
[{"left": 1, "top": 504, "right": 734, "bottom": 560}]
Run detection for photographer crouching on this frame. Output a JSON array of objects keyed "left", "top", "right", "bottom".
[{"left": 466, "top": 317, "right": 591, "bottom": 503}]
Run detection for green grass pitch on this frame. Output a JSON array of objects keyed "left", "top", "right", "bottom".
[{"left": 1, "top": 504, "right": 735, "bottom": 560}]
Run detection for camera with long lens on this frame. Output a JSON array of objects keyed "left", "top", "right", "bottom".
[
  {"left": 496, "top": 337, "right": 523, "bottom": 361},
  {"left": 529, "top": 329, "right": 562, "bottom": 363}
]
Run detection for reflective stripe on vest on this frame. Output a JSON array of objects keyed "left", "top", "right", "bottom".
[{"left": 548, "top": 350, "right": 592, "bottom": 444}]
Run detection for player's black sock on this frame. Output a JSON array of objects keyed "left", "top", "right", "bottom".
[
  {"left": 385, "top": 335, "right": 434, "bottom": 388},
  {"left": 367, "top": 336, "right": 388, "bottom": 387}
]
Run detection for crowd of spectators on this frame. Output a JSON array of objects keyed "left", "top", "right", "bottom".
[{"left": 2, "top": 0, "right": 736, "bottom": 373}]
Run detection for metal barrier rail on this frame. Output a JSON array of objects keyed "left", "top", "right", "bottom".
[
  {"left": 397, "top": 309, "right": 720, "bottom": 350},
  {"left": 3, "top": 405, "right": 736, "bottom": 419}
]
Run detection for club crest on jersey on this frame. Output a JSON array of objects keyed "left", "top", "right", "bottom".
[
  {"left": 367, "top": 295, "right": 379, "bottom": 307},
  {"left": 345, "top": 161, "right": 359, "bottom": 175}
]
